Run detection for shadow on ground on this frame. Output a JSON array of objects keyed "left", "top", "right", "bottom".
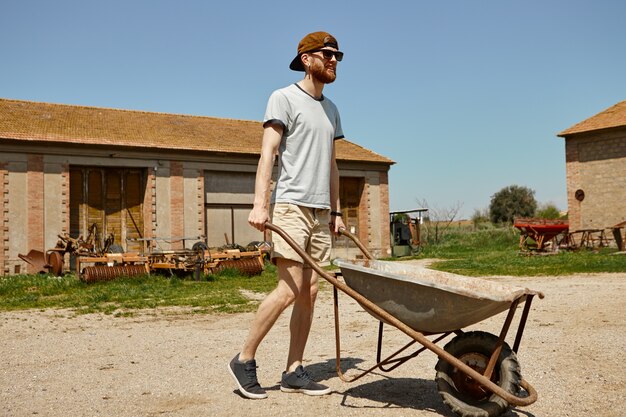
[{"left": 309, "top": 358, "right": 536, "bottom": 417}]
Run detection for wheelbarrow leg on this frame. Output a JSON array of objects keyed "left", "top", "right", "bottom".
[
  {"left": 513, "top": 294, "right": 536, "bottom": 353},
  {"left": 376, "top": 322, "right": 452, "bottom": 373},
  {"left": 484, "top": 298, "right": 521, "bottom": 380}
]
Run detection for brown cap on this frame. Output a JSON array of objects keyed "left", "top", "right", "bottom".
[{"left": 289, "top": 31, "right": 340, "bottom": 71}]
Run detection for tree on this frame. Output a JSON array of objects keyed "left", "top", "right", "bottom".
[
  {"left": 471, "top": 207, "right": 491, "bottom": 229},
  {"left": 489, "top": 185, "right": 537, "bottom": 224},
  {"left": 536, "top": 203, "right": 562, "bottom": 220},
  {"left": 417, "top": 198, "right": 463, "bottom": 244}
]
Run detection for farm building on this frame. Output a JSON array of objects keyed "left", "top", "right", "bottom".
[
  {"left": 0, "top": 98, "right": 394, "bottom": 275},
  {"left": 558, "top": 100, "right": 626, "bottom": 236}
]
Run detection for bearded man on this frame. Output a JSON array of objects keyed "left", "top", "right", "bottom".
[{"left": 228, "top": 31, "right": 346, "bottom": 399}]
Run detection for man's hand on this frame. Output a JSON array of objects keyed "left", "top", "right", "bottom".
[
  {"left": 248, "top": 206, "right": 269, "bottom": 232},
  {"left": 330, "top": 215, "right": 346, "bottom": 236}
]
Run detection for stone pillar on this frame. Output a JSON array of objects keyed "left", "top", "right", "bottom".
[{"left": 170, "top": 161, "right": 184, "bottom": 249}]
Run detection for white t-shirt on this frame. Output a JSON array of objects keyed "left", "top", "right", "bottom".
[{"left": 263, "top": 83, "right": 344, "bottom": 209}]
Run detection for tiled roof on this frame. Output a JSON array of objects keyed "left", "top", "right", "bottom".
[
  {"left": 558, "top": 100, "right": 626, "bottom": 137},
  {"left": 0, "top": 98, "right": 393, "bottom": 164}
]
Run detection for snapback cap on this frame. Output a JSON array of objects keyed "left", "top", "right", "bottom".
[{"left": 289, "top": 31, "right": 340, "bottom": 71}]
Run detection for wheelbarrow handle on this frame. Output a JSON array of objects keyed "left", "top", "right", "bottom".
[{"left": 337, "top": 227, "right": 374, "bottom": 260}]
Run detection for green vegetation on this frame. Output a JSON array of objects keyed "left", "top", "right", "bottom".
[
  {"left": 0, "top": 265, "right": 278, "bottom": 315},
  {"left": 1, "top": 227, "right": 623, "bottom": 315},
  {"left": 417, "top": 226, "right": 625, "bottom": 276},
  {"left": 489, "top": 185, "right": 537, "bottom": 224}
]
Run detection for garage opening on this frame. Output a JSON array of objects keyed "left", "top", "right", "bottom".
[
  {"left": 70, "top": 167, "right": 147, "bottom": 254},
  {"left": 205, "top": 171, "right": 263, "bottom": 248}
]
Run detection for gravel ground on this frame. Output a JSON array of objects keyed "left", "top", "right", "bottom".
[{"left": 1, "top": 266, "right": 624, "bottom": 417}]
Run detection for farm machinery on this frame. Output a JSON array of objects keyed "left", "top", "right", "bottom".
[
  {"left": 19, "top": 224, "right": 268, "bottom": 282},
  {"left": 18, "top": 223, "right": 123, "bottom": 277},
  {"left": 141, "top": 239, "right": 268, "bottom": 280}
]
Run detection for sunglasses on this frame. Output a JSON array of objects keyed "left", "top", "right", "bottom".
[{"left": 312, "top": 49, "right": 344, "bottom": 62}]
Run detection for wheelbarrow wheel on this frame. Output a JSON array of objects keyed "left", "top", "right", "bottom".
[{"left": 435, "top": 331, "right": 521, "bottom": 417}]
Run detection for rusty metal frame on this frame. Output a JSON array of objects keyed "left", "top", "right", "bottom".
[
  {"left": 265, "top": 222, "right": 539, "bottom": 408},
  {"left": 332, "top": 283, "right": 534, "bottom": 384}
]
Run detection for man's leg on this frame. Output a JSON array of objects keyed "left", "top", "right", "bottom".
[
  {"left": 240, "top": 258, "right": 305, "bottom": 362},
  {"left": 229, "top": 258, "right": 305, "bottom": 399},
  {"left": 280, "top": 266, "right": 330, "bottom": 396},
  {"left": 286, "top": 267, "right": 318, "bottom": 372}
]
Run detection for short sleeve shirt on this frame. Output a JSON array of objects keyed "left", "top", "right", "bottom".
[{"left": 263, "top": 83, "right": 344, "bottom": 208}]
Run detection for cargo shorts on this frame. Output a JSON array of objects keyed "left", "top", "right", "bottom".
[{"left": 270, "top": 203, "right": 332, "bottom": 267}]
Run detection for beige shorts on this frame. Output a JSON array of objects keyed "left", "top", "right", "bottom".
[{"left": 270, "top": 203, "right": 332, "bottom": 267}]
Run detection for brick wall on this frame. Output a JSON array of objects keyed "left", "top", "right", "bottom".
[
  {"left": 196, "top": 171, "right": 204, "bottom": 237},
  {"left": 358, "top": 178, "right": 369, "bottom": 247},
  {"left": 61, "top": 163, "right": 69, "bottom": 236},
  {"left": 0, "top": 163, "right": 6, "bottom": 274},
  {"left": 145, "top": 167, "right": 157, "bottom": 243},
  {"left": 565, "top": 138, "right": 581, "bottom": 230},
  {"left": 170, "top": 161, "right": 184, "bottom": 249},
  {"left": 379, "top": 170, "right": 390, "bottom": 256},
  {"left": 27, "top": 155, "right": 45, "bottom": 256},
  {"left": 565, "top": 129, "right": 626, "bottom": 231}
]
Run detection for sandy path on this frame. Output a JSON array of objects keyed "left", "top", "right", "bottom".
[{"left": 1, "top": 270, "right": 624, "bottom": 417}]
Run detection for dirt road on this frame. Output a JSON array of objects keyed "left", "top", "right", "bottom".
[{"left": 1, "top": 269, "right": 624, "bottom": 417}]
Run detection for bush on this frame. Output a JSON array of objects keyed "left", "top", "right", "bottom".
[
  {"left": 471, "top": 208, "right": 491, "bottom": 229},
  {"left": 489, "top": 185, "right": 537, "bottom": 223},
  {"left": 536, "top": 203, "right": 562, "bottom": 220}
]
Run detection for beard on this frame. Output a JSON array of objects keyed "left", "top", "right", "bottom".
[{"left": 310, "top": 61, "right": 337, "bottom": 84}]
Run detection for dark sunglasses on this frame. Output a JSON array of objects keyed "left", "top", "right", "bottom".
[{"left": 312, "top": 49, "right": 344, "bottom": 62}]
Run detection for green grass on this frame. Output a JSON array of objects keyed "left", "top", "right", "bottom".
[
  {"left": 1, "top": 228, "right": 624, "bottom": 315},
  {"left": 415, "top": 227, "right": 626, "bottom": 276},
  {"left": 0, "top": 264, "right": 278, "bottom": 315}
]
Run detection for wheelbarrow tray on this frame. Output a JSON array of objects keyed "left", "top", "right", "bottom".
[{"left": 334, "top": 258, "right": 541, "bottom": 334}]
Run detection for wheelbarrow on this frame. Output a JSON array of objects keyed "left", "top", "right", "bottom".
[{"left": 265, "top": 222, "right": 543, "bottom": 417}]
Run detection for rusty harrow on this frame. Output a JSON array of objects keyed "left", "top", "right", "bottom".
[
  {"left": 148, "top": 245, "right": 265, "bottom": 279},
  {"left": 77, "top": 253, "right": 150, "bottom": 282},
  {"left": 81, "top": 264, "right": 149, "bottom": 282},
  {"left": 19, "top": 226, "right": 267, "bottom": 281}
]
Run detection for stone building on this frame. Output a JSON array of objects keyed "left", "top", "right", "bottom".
[
  {"left": 558, "top": 100, "right": 626, "bottom": 232},
  {"left": 0, "top": 98, "right": 394, "bottom": 275}
]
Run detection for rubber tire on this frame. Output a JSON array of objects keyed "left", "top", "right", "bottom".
[
  {"left": 435, "top": 331, "right": 521, "bottom": 417},
  {"left": 108, "top": 244, "right": 124, "bottom": 254}
]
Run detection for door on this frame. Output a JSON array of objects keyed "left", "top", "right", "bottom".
[
  {"left": 204, "top": 171, "right": 262, "bottom": 248},
  {"left": 338, "top": 176, "right": 365, "bottom": 247},
  {"left": 70, "top": 167, "right": 146, "bottom": 253}
]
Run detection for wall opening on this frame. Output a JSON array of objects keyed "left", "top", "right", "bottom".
[{"left": 70, "top": 167, "right": 147, "bottom": 254}]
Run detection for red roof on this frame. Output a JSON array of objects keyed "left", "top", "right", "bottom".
[
  {"left": 558, "top": 100, "right": 626, "bottom": 137},
  {"left": 0, "top": 98, "right": 394, "bottom": 164}
]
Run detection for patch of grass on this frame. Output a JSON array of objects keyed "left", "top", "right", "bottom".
[
  {"left": 2, "top": 230, "right": 624, "bottom": 315},
  {"left": 415, "top": 227, "right": 626, "bottom": 276},
  {"left": 0, "top": 263, "right": 278, "bottom": 315}
]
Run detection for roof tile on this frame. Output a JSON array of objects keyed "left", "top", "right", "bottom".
[
  {"left": 0, "top": 98, "right": 393, "bottom": 164},
  {"left": 558, "top": 100, "right": 626, "bottom": 136}
]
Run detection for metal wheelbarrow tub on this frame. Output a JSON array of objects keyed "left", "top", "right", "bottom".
[{"left": 334, "top": 258, "right": 542, "bottom": 334}]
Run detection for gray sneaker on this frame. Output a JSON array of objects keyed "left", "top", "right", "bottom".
[
  {"left": 280, "top": 365, "right": 331, "bottom": 396},
  {"left": 227, "top": 354, "right": 268, "bottom": 399}
]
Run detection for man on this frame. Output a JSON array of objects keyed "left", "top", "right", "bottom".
[{"left": 227, "top": 31, "right": 346, "bottom": 399}]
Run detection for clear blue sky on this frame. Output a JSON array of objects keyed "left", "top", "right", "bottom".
[{"left": 2, "top": 0, "right": 625, "bottom": 218}]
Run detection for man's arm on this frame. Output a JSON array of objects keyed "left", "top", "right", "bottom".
[
  {"left": 329, "top": 143, "right": 346, "bottom": 235},
  {"left": 248, "top": 124, "right": 283, "bottom": 231}
]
